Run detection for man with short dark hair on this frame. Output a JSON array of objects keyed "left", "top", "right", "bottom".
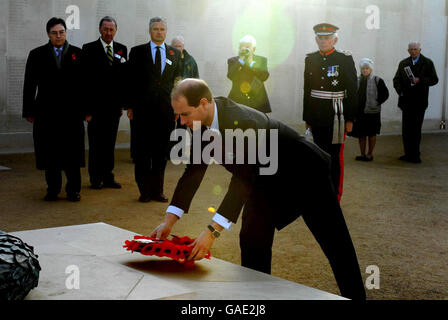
[
  {"left": 127, "top": 17, "right": 182, "bottom": 202},
  {"left": 22, "top": 17, "right": 85, "bottom": 202},
  {"left": 81, "top": 16, "right": 128, "bottom": 189},
  {"left": 393, "top": 42, "right": 439, "bottom": 163},
  {"left": 151, "top": 78, "right": 366, "bottom": 300}
]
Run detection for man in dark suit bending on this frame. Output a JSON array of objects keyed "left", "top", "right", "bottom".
[
  {"left": 127, "top": 17, "right": 182, "bottom": 202},
  {"left": 151, "top": 78, "right": 366, "bottom": 300},
  {"left": 81, "top": 16, "right": 128, "bottom": 190}
]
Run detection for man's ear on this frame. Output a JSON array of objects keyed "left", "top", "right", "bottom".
[{"left": 333, "top": 37, "right": 338, "bottom": 46}]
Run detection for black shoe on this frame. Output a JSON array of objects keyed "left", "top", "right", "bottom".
[
  {"left": 44, "top": 193, "right": 59, "bottom": 201},
  {"left": 365, "top": 155, "right": 374, "bottom": 162},
  {"left": 408, "top": 157, "right": 422, "bottom": 164},
  {"left": 356, "top": 155, "right": 367, "bottom": 161},
  {"left": 103, "top": 181, "right": 122, "bottom": 189},
  {"left": 90, "top": 183, "right": 103, "bottom": 190},
  {"left": 67, "top": 192, "right": 81, "bottom": 202},
  {"left": 138, "top": 195, "right": 151, "bottom": 203},
  {"left": 399, "top": 155, "right": 421, "bottom": 163},
  {"left": 151, "top": 193, "right": 169, "bottom": 202}
]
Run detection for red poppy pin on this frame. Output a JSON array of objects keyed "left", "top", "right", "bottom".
[
  {"left": 169, "top": 50, "right": 174, "bottom": 56},
  {"left": 72, "top": 53, "right": 77, "bottom": 60},
  {"left": 117, "top": 50, "right": 123, "bottom": 56}
]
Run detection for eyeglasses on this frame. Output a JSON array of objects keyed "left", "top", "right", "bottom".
[{"left": 49, "top": 30, "right": 66, "bottom": 36}]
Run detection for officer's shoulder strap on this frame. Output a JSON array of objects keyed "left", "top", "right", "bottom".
[{"left": 336, "top": 49, "right": 352, "bottom": 56}]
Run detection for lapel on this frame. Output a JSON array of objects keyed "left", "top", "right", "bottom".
[
  {"left": 95, "top": 39, "right": 110, "bottom": 67},
  {"left": 47, "top": 42, "right": 69, "bottom": 70},
  {"left": 146, "top": 41, "right": 156, "bottom": 74},
  {"left": 162, "top": 43, "right": 174, "bottom": 79}
]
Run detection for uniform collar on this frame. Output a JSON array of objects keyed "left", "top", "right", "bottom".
[{"left": 319, "top": 48, "right": 335, "bottom": 56}]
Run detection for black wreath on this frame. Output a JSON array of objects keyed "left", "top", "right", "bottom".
[{"left": 0, "top": 231, "right": 41, "bottom": 300}]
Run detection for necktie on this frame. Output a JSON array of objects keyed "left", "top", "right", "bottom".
[
  {"left": 56, "top": 48, "right": 62, "bottom": 63},
  {"left": 106, "top": 45, "right": 114, "bottom": 66},
  {"left": 155, "top": 46, "right": 161, "bottom": 75}
]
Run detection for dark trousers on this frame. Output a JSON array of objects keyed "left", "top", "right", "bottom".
[
  {"left": 311, "top": 126, "right": 344, "bottom": 200},
  {"left": 402, "top": 108, "right": 426, "bottom": 160},
  {"left": 87, "top": 116, "right": 120, "bottom": 184},
  {"left": 45, "top": 167, "right": 81, "bottom": 195},
  {"left": 239, "top": 176, "right": 366, "bottom": 300},
  {"left": 134, "top": 155, "right": 167, "bottom": 197}
]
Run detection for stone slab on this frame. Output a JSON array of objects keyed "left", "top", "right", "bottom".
[{"left": 11, "top": 222, "right": 346, "bottom": 300}]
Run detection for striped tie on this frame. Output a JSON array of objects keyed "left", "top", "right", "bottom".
[{"left": 106, "top": 45, "right": 114, "bottom": 66}]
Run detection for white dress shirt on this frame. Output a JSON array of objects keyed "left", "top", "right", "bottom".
[
  {"left": 166, "top": 102, "right": 233, "bottom": 230},
  {"left": 99, "top": 37, "right": 114, "bottom": 54}
]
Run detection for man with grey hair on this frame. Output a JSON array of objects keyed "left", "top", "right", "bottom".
[
  {"left": 127, "top": 16, "right": 182, "bottom": 202},
  {"left": 171, "top": 35, "right": 199, "bottom": 78},
  {"left": 393, "top": 42, "right": 438, "bottom": 163},
  {"left": 227, "top": 34, "right": 271, "bottom": 113},
  {"left": 303, "top": 23, "right": 357, "bottom": 202},
  {"left": 81, "top": 16, "right": 128, "bottom": 190}
]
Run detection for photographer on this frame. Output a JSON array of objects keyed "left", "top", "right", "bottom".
[{"left": 227, "top": 35, "right": 271, "bottom": 113}]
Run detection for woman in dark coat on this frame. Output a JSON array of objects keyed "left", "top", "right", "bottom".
[
  {"left": 22, "top": 18, "right": 85, "bottom": 201},
  {"left": 352, "top": 58, "right": 389, "bottom": 161}
]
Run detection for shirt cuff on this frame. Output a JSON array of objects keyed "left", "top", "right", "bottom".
[
  {"left": 166, "top": 205, "right": 184, "bottom": 219},
  {"left": 212, "top": 213, "right": 232, "bottom": 230}
]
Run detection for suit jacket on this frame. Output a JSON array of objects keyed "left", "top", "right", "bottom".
[
  {"left": 22, "top": 41, "right": 85, "bottom": 170},
  {"left": 170, "top": 97, "right": 332, "bottom": 230},
  {"left": 127, "top": 42, "right": 182, "bottom": 156},
  {"left": 81, "top": 39, "right": 128, "bottom": 117},
  {"left": 303, "top": 50, "right": 358, "bottom": 127},
  {"left": 128, "top": 42, "right": 181, "bottom": 119},
  {"left": 227, "top": 55, "right": 271, "bottom": 113},
  {"left": 393, "top": 54, "right": 438, "bottom": 111}
]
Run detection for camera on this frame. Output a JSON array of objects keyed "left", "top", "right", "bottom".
[{"left": 239, "top": 47, "right": 251, "bottom": 59}]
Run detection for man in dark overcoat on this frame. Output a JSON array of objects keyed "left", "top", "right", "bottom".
[
  {"left": 22, "top": 17, "right": 85, "bottom": 202},
  {"left": 393, "top": 42, "right": 439, "bottom": 163}
]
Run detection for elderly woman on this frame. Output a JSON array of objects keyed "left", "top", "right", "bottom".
[{"left": 352, "top": 58, "right": 389, "bottom": 161}]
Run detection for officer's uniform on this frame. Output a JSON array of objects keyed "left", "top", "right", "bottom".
[{"left": 303, "top": 23, "right": 357, "bottom": 201}]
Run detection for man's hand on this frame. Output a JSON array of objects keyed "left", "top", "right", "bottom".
[
  {"left": 188, "top": 222, "right": 223, "bottom": 261},
  {"left": 127, "top": 108, "right": 133, "bottom": 120},
  {"left": 413, "top": 77, "right": 420, "bottom": 84},
  {"left": 85, "top": 115, "right": 92, "bottom": 122},
  {"left": 150, "top": 212, "right": 179, "bottom": 240},
  {"left": 188, "top": 230, "right": 215, "bottom": 261},
  {"left": 25, "top": 117, "right": 35, "bottom": 123},
  {"left": 345, "top": 121, "right": 353, "bottom": 133},
  {"left": 305, "top": 123, "right": 312, "bottom": 132}
]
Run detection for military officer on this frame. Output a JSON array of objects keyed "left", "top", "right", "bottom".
[{"left": 303, "top": 23, "right": 357, "bottom": 202}]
